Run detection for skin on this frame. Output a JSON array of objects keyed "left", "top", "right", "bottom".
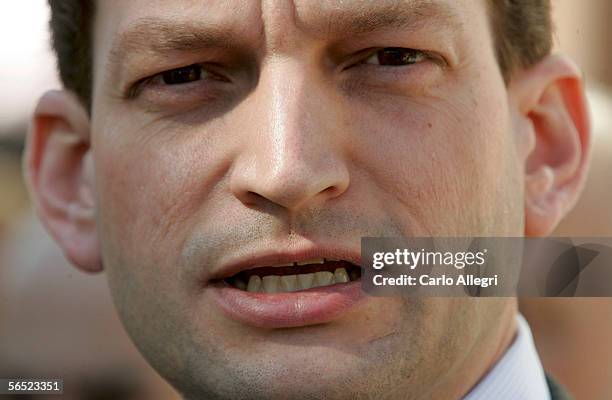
[{"left": 24, "top": 0, "right": 591, "bottom": 399}]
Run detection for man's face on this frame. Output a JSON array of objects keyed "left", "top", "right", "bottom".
[{"left": 90, "top": 0, "right": 522, "bottom": 398}]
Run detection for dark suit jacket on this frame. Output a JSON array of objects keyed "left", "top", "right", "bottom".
[{"left": 546, "top": 374, "right": 573, "bottom": 400}]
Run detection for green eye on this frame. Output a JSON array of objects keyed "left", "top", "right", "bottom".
[
  {"left": 365, "top": 48, "right": 426, "bottom": 66},
  {"left": 161, "top": 64, "right": 203, "bottom": 85}
]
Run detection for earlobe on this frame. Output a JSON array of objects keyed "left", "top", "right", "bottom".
[
  {"left": 24, "top": 90, "right": 102, "bottom": 272},
  {"left": 509, "top": 55, "right": 591, "bottom": 237}
]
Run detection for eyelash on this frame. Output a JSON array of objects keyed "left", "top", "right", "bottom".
[{"left": 361, "top": 47, "right": 429, "bottom": 67}]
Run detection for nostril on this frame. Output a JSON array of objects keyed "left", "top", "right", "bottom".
[
  {"left": 321, "top": 185, "right": 342, "bottom": 198},
  {"left": 246, "top": 191, "right": 265, "bottom": 203},
  {"left": 241, "top": 191, "right": 286, "bottom": 214}
]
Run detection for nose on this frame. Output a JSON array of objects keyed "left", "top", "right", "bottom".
[{"left": 230, "top": 60, "right": 350, "bottom": 213}]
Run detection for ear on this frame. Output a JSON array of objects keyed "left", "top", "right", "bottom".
[
  {"left": 509, "top": 55, "right": 592, "bottom": 237},
  {"left": 23, "top": 90, "right": 102, "bottom": 272}
]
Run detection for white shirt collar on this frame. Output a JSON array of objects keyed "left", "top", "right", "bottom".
[{"left": 463, "top": 314, "right": 551, "bottom": 400}]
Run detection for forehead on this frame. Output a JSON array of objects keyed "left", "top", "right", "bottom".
[
  {"left": 93, "top": 0, "right": 488, "bottom": 57},
  {"left": 94, "top": 0, "right": 483, "bottom": 25}
]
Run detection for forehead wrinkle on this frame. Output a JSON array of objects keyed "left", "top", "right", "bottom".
[{"left": 294, "top": 0, "right": 463, "bottom": 38}]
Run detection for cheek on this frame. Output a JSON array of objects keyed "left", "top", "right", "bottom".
[
  {"left": 90, "top": 117, "right": 240, "bottom": 364},
  {"left": 347, "top": 77, "right": 516, "bottom": 235},
  {"left": 91, "top": 117, "right": 231, "bottom": 278}
]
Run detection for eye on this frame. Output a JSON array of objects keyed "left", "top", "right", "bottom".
[
  {"left": 364, "top": 48, "right": 427, "bottom": 66},
  {"left": 125, "top": 62, "right": 233, "bottom": 101},
  {"left": 161, "top": 64, "right": 204, "bottom": 85}
]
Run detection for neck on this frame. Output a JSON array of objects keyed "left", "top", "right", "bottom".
[{"left": 424, "top": 301, "right": 518, "bottom": 400}]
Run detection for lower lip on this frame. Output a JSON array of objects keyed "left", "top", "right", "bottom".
[{"left": 210, "top": 281, "right": 364, "bottom": 329}]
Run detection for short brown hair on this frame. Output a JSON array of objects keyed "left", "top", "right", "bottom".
[
  {"left": 487, "top": 0, "right": 553, "bottom": 80},
  {"left": 48, "top": 0, "right": 552, "bottom": 109},
  {"left": 49, "top": 0, "right": 94, "bottom": 109}
]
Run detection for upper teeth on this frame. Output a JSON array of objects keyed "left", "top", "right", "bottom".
[
  {"left": 245, "top": 268, "right": 350, "bottom": 293},
  {"left": 296, "top": 258, "right": 326, "bottom": 265},
  {"left": 251, "top": 258, "right": 333, "bottom": 268}
]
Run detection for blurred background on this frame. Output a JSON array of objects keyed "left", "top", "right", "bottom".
[{"left": 0, "top": 1, "right": 610, "bottom": 399}]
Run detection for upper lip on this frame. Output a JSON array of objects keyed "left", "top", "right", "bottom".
[{"left": 210, "top": 244, "right": 361, "bottom": 282}]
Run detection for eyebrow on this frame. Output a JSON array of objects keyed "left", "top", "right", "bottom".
[
  {"left": 108, "top": 18, "right": 245, "bottom": 72},
  {"left": 299, "top": 0, "right": 463, "bottom": 38}
]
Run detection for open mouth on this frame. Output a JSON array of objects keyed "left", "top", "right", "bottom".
[
  {"left": 211, "top": 250, "right": 365, "bottom": 328},
  {"left": 224, "top": 258, "right": 362, "bottom": 293}
]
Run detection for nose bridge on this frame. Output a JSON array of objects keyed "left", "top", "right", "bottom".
[
  {"left": 230, "top": 56, "right": 350, "bottom": 212},
  {"left": 266, "top": 59, "right": 323, "bottom": 171}
]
